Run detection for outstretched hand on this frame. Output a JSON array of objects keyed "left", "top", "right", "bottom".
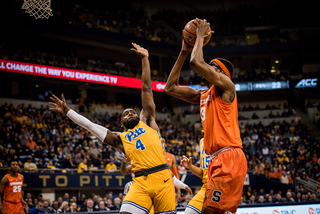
[
  {"left": 131, "top": 43, "right": 149, "bottom": 58},
  {"left": 180, "top": 155, "right": 192, "bottom": 169},
  {"left": 49, "top": 94, "right": 70, "bottom": 114}
]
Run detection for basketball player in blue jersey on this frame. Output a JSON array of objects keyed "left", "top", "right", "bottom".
[{"left": 49, "top": 43, "right": 176, "bottom": 214}]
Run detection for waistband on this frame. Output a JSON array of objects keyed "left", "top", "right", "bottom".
[
  {"left": 210, "top": 146, "right": 235, "bottom": 159},
  {"left": 134, "top": 164, "right": 169, "bottom": 178},
  {"left": 3, "top": 200, "right": 21, "bottom": 204}
]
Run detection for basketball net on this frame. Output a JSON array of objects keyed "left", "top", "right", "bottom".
[{"left": 21, "top": 0, "right": 53, "bottom": 19}]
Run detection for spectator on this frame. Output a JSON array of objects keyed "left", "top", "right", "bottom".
[
  {"left": 239, "top": 196, "right": 246, "bottom": 205},
  {"left": 43, "top": 200, "right": 51, "bottom": 212},
  {"left": 91, "top": 154, "right": 101, "bottom": 167},
  {"left": 57, "top": 201, "right": 69, "bottom": 213},
  {"left": 310, "top": 193, "right": 317, "bottom": 201},
  {"left": 280, "top": 172, "right": 289, "bottom": 184},
  {"left": 25, "top": 193, "right": 32, "bottom": 204},
  {"left": 257, "top": 195, "right": 265, "bottom": 204},
  {"left": 74, "top": 153, "right": 83, "bottom": 165},
  {"left": 77, "top": 159, "right": 88, "bottom": 173},
  {"left": 266, "top": 195, "right": 274, "bottom": 203},
  {"left": 37, "top": 194, "right": 43, "bottom": 202},
  {"left": 112, "top": 197, "right": 121, "bottom": 210},
  {"left": 274, "top": 193, "right": 283, "bottom": 203},
  {"left": 63, "top": 193, "right": 69, "bottom": 202},
  {"left": 29, "top": 201, "right": 46, "bottom": 213},
  {"left": 105, "top": 199, "right": 114, "bottom": 210},
  {"left": 27, "top": 198, "right": 34, "bottom": 209},
  {"left": 80, "top": 198, "right": 98, "bottom": 212},
  {"left": 98, "top": 200, "right": 109, "bottom": 211},
  {"left": 248, "top": 195, "right": 256, "bottom": 204},
  {"left": 47, "top": 160, "right": 56, "bottom": 170},
  {"left": 283, "top": 191, "right": 294, "bottom": 203},
  {"left": 24, "top": 157, "right": 38, "bottom": 172},
  {"left": 57, "top": 197, "right": 63, "bottom": 206},
  {"left": 64, "top": 154, "right": 75, "bottom": 168},
  {"left": 69, "top": 202, "right": 78, "bottom": 213},
  {"left": 26, "top": 136, "right": 37, "bottom": 148},
  {"left": 105, "top": 161, "right": 117, "bottom": 173},
  {"left": 63, "top": 142, "right": 73, "bottom": 155},
  {"left": 252, "top": 113, "right": 259, "bottom": 119}
]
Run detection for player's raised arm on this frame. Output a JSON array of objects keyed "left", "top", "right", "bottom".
[
  {"left": 190, "top": 18, "right": 234, "bottom": 92},
  {"left": 131, "top": 43, "right": 160, "bottom": 132},
  {"left": 164, "top": 39, "right": 201, "bottom": 104},
  {"left": 49, "top": 94, "right": 124, "bottom": 152}
]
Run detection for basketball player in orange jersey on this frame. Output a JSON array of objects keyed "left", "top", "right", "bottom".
[
  {"left": 0, "top": 160, "right": 28, "bottom": 214},
  {"left": 162, "top": 136, "right": 179, "bottom": 179},
  {"left": 164, "top": 18, "right": 247, "bottom": 214},
  {"left": 49, "top": 43, "right": 175, "bottom": 214}
]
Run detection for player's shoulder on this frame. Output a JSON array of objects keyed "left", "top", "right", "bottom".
[{"left": 1, "top": 174, "right": 9, "bottom": 183}]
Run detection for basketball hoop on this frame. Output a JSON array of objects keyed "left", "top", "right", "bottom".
[{"left": 22, "top": 0, "right": 53, "bottom": 19}]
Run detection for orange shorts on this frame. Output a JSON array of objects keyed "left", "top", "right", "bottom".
[
  {"left": 203, "top": 147, "right": 247, "bottom": 213},
  {"left": 3, "top": 201, "right": 24, "bottom": 214}
]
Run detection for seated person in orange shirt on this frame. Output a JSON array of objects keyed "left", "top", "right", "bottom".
[{"left": 26, "top": 136, "right": 37, "bottom": 148}]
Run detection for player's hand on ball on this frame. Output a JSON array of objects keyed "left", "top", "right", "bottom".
[
  {"left": 49, "top": 94, "right": 70, "bottom": 114},
  {"left": 181, "top": 37, "right": 193, "bottom": 53},
  {"left": 180, "top": 155, "right": 192, "bottom": 169},
  {"left": 185, "top": 185, "right": 193, "bottom": 195},
  {"left": 195, "top": 18, "right": 214, "bottom": 38},
  {"left": 131, "top": 43, "right": 149, "bottom": 58}
]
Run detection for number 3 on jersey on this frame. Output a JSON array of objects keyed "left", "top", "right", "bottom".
[
  {"left": 135, "top": 139, "right": 146, "bottom": 151},
  {"left": 200, "top": 106, "right": 206, "bottom": 121}
]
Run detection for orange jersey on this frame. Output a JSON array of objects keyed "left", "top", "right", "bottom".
[
  {"left": 200, "top": 86, "right": 242, "bottom": 154},
  {"left": 165, "top": 152, "right": 173, "bottom": 167},
  {"left": 3, "top": 173, "right": 23, "bottom": 203}
]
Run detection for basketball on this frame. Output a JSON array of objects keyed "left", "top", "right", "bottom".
[{"left": 183, "top": 19, "right": 212, "bottom": 46}]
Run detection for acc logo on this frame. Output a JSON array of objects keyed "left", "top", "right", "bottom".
[
  {"left": 273, "top": 210, "right": 280, "bottom": 214},
  {"left": 309, "top": 208, "right": 316, "bottom": 214},
  {"left": 295, "top": 78, "right": 318, "bottom": 88}
]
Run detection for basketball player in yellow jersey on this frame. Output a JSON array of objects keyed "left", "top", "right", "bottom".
[
  {"left": 180, "top": 138, "right": 209, "bottom": 214},
  {"left": 49, "top": 43, "right": 175, "bottom": 214}
]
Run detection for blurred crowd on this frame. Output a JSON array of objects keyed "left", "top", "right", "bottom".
[
  {"left": 23, "top": 185, "right": 320, "bottom": 213},
  {"left": 49, "top": 3, "right": 316, "bottom": 45},
  {"left": 0, "top": 101, "right": 319, "bottom": 204},
  {"left": 23, "top": 192, "right": 123, "bottom": 213}
]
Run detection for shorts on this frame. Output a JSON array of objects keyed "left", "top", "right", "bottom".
[
  {"left": 186, "top": 184, "right": 206, "bottom": 214},
  {"left": 121, "top": 169, "right": 175, "bottom": 214},
  {"left": 203, "top": 148, "right": 247, "bottom": 213},
  {"left": 3, "top": 201, "right": 25, "bottom": 214}
]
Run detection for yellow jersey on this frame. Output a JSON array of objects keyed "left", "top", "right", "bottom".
[
  {"left": 77, "top": 162, "right": 87, "bottom": 173},
  {"left": 200, "top": 139, "right": 209, "bottom": 185},
  {"left": 120, "top": 121, "right": 166, "bottom": 172}
]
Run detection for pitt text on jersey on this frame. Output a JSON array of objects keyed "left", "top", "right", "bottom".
[{"left": 124, "top": 127, "right": 146, "bottom": 142}]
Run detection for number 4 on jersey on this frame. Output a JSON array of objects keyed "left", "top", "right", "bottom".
[{"left": 135, "top": 139, "right": 146, "bottom": 151}]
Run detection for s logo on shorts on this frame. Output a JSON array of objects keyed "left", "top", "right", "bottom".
[{"left": 211, "top": 190, "right": 222, "bottom": 203}]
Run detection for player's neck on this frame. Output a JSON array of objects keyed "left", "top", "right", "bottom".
[{"left": 9, "top": 171, "right": 18, "bottom": 177}]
